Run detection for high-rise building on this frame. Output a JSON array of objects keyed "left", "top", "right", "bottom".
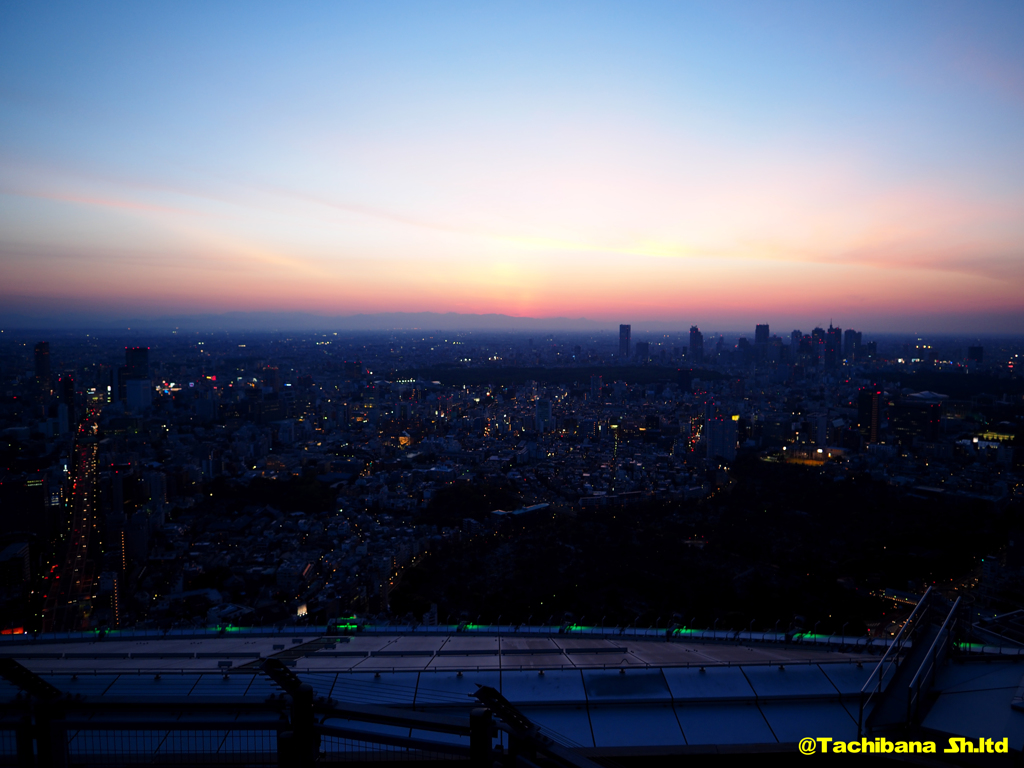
[
  {"left": 125, "top": 347, "right": 149, "bottom": 379},
  {"left": 825, "top": 323, "right": 842, "bottom": 368},
  {"left": 843, "top": 329, "right": 862, "bottom": 361},
  {"left": 34, "top": 342, "right": 50, "bottom": 390},
  {"left": 263, "top": 365, "right": 282, "bottom": 391},
  {"left": 535, "top": 399, "right": 552, "bottom": 433},
  {"left": 590, "top": 375, "right": 603, "bottom": 400},
  {"left": 618, "top": 325, "right": 631, "bottom": 358},
  {"left": 857, "top": 387, "right": 883, "bottom": 444},
  {"left": 755, "top": 324, "right": 769, "bottom": 345},
  {"left": 634, "top": 341, "right": 650, "bottom": 362},
  {"left": 811, "top": 327, "right": 826, "bottom": 365},
  {"left": 689, "top": 326, "right": 704, "bottom": 363},
  {"left": 706, "top": 415, "right": 737, "bottom": 462}
]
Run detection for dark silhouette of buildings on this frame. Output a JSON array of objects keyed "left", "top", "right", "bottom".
[
  {"left": 125, "top": 347, "right": 149, "bottom": 379},
  {"left": 618, "top": 325, "right": 631, "bottom": 358},
  {"left": 843, "top": 329, "right": 862, "bottom": 361},
  {"left": 34, "top": 342, "right": 50, "bottom": 391},
  {"left": 825, "top": 323, "right": 842, "bottom": 369},
  {"left": 858, "top": 387, "right": 883, "bottom": 444},
  {"left": 689, "top": 326, "right": 703, "bottom": 362}
]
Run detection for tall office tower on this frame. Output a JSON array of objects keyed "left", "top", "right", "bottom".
[
  {"left": 811, "top": 327, "right": 826, "bottom": 365},
  {"left": 843, "top": 329, "right": 862, "bottom": 360},
  {"left": 791, "top": 330, "right": 802, "bottom": 354},
  {"left": 590, "top": 375, "right": 603, "bottom": 400},
  {"left": 825, "top": 323, "right": 842, "bottom": 368},
  {"left": 755, "top": 324, "right": 770, "bottom": 345},
  {"left": 857, "top": 387, "right": 882, "bottom": 444},
  {"left": 125, "top": 347, "right": 149, "bottom": 379},
  {"left": 619, "top": 325, "right": 631, "bottom": 358},
  {"left": 535, "top": 399, "right": 552, "bottom": 433},
  {"left": 689, "top": 326, "right": 704, "bottom": 363},
  {"left": 635, "top": 341, "right": 650, "bottom": 362},
  {"left": 705, "top": 415, "right": 737, "bottom": 462},
  {"left": 34, "top": 342, "right": 51, "bottom": 389},
  {"left": 263, "top": 365, "right": 282, "bottom": 391}
]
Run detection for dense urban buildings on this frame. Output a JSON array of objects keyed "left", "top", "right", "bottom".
[{"left": 0, "top": 323, "right": 1021, "bottom": 639}]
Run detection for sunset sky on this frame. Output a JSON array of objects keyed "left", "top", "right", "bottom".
[{"left": 2, "top": 2, "right": 1023, "bottom": 332}]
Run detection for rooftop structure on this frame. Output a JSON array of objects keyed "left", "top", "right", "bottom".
[{"left": 0, "top": 607, "right": 1021, "bottom": 763}]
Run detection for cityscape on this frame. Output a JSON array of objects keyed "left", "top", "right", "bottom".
[
  {"left": 2, "top": 1, "right": 1024, "bottom": 762},
  {"left": 1, "top": 324, "right": 1020, "bottom": 636}
]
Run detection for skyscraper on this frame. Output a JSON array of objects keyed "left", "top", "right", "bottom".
[
  {"left": 125, "top": 347, "right": 149, "bottom": 379},
  {"left": 634, "top": 341, "right": 650, "bottom": 362},
  {"left": 755, "top": 324, "right": 769, "bottom": 345},
  {"left": 811, "top": 327, "right": 826, "bottom": 365},
  {"left": 34, "top": 341, "right": 50, "bottom": 389},
  {"left": 706, "top": 415, "right": 737, "bottom": 462},
  {"left": 689, "top": 326, "right": 703, "bottom": 363},
  {"left": 535, "top": 399, "right": 552, "bottom": 433},
  {"left": 618, "top": 325, "right": 631, "bottom": 358},
  {"left": 825, "top": 323, "right": 842, "bottom": 369},
  {"left": 843, "top": 329, "right": 862, "bottom": 361},
  {"left": 857, "top": 387, "right": 882, "bottom": 444}
]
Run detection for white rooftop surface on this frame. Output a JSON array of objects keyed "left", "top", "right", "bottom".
[
  {"left": 759, "top": 701, "right": 859, "bottom": 742},
  {"left": 519, "top": 705, "right": 593, "bottom": 747},
  {"left": 582, "top": 669, "right": 673, "bottom": 702},
  {"left": 589, "top": 704, "right": 683, "bottom": 747},
  {"left": 499, "top": 669, "right": 586, "bottom": 705},
  {"left": 662, "top": 666, "right": 755, "bottom": 701},
  {"left": 740, "top": 664, "right": 841, "bottom": 699},
  {"left": 330, "top": 671, "right": 421, "bottom": 706},
  {"left": 4, "top": 633, "right": 873, "bottom": 675},
  {"left": 412, "top": 670, "right": 502, "bottom": 706},
  {"left": 922, "top": 661, "right": 1024, "bottom": 751},
  {"left": 674, "top": 702, "right": 776, "bottom": 745},
  {"left": 0, "top": 631, "right": 952, "bottom": 751}
]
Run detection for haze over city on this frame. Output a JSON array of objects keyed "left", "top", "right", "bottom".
[{"left": 2, "top": 2, "right": 1024, "bottom": 333}]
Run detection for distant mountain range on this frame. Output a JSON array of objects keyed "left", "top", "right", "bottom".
[{"left": 0, "top": 310, "right": 614, "bottom": 332}]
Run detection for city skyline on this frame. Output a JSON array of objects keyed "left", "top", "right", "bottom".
[{"left": 2, "top": 2, "right": 1024, "bottom": 332}]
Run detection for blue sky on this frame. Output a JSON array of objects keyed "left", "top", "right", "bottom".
[{"left": 2, "top": 1, "right": 1023, "bottom": 331}]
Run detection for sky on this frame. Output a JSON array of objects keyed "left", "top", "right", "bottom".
[{"left": 1, "top": 1, "right": 1023, "bottom": 333}]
